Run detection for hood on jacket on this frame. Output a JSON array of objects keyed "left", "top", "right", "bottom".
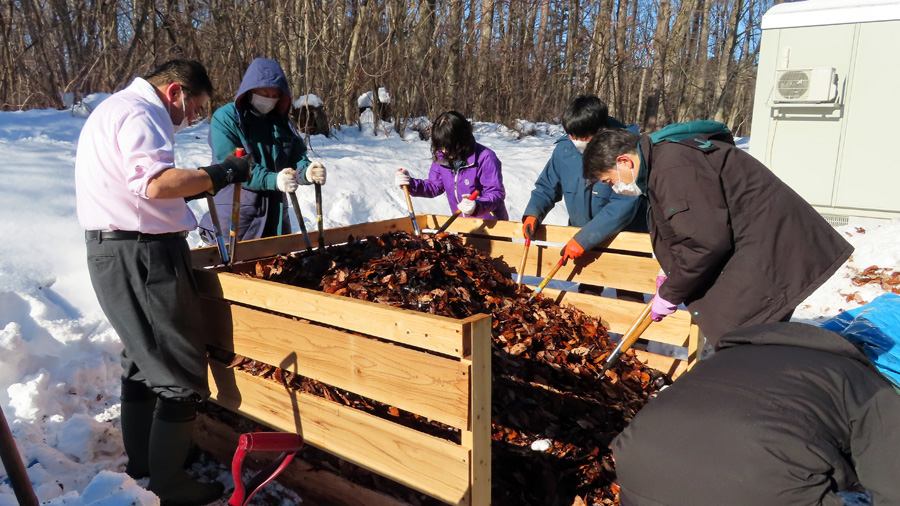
[
  {"left": 235, "top": 58, "right": 292, "bottom": 116},
  {"left": 717, "top": 322, "right": 873, "bottom": 366}
]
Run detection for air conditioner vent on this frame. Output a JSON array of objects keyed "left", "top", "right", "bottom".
[{"left": 773, "top": 67, "right": 837, "bottom": 103}]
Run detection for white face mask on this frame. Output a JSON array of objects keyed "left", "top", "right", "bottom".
[
  {"left": 250, "top": 93, "right": 279, "bottom": 115},
  {"left": 168, "top": 91, "right": 189, "bottom": 133},
  {"left": 571, "top": 139, "right": 589, "bottom": 154},
  {"left": 611, "top": 165, "right": 642, "bottom": 196}
]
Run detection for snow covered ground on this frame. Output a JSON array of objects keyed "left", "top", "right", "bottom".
[{"left": 0, "top": 108, "right": 896, "bottom": 505}]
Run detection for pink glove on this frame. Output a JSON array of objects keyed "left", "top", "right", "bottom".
[
  {"left": 656, "top": 274, "right": 667, "bottom": 290},
  {"left": 650, "top": 293, "right": 677, "bottom": 322}
]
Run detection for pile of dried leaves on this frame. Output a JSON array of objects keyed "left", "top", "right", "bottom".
[{"left": 216, "top": 232, "right": 667, "bottom": 506}]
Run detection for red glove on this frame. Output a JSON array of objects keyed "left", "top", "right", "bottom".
[
  {"left": 523, "top": 216, "right": 539, "bottom": 240},
  {"left": 561, "top": 238, "right": 585, "bottom": 262}
]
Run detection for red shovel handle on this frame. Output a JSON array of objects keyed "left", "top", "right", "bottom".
[{"left": 239, "top": 432, "right": 303, "bottom": 452}]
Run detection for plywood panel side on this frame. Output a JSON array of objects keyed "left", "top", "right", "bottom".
[
  {"left": 219, "top": 304, "right": 470, "bottom": 429},
  {"left": 208, "top": 364, "right": 470, "bottom": 504},
  {"left": 195, "top": 270, "right": 467, "bottom": 357}
]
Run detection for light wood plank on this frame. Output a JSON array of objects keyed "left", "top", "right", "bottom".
[
  {"left": 539, "top": 288, "right": 692, "bottom": 347},
  {"left": 206, "top": 302, "right": 471, "bottom": 429},
  {"left": 462, "top": 316, "right": 492, "bottom": 506},
  {"left": 196, "top": 270, "right": 469, "bottom": 357},
  {"left": 195, "top": 414, "right": 412, "bottom": 506},
  {"left": 465, "top": 238, "right": 659, "bottom": 293},
  {"left": 208, "top": 363, "right": 471, "bottom": 504},
  {"left": 634, "top": 349, "right": 689, "bottom": 380},
  {"left": 421, "top": 215, "right": 655, "bottom": 254}
]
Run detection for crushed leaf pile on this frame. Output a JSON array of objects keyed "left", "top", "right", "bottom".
[{"left": 212, "top": 232, "right": 668, "bottom": 505}]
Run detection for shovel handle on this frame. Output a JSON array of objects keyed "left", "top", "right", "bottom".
[
  {"left": 436, "top": 190, "right": 480, "bottom": 234},
  {"left": 599, "top": 299, "right": 655, "bottom": 377},
  {"left": 315, "top": 183, "right": 325, "bottom": 250},
  {"left": 228, "top": 148, "right": 245, "bottom": 267},
  {"left": 527, "top": 257, "right": 565, "bottom": 302},
  {"left": 400, "top": 179, "right": 420, "bottom": 235},
  {"left": 515, "top": 238, "right": 531, "bottom": 288},
  {"left": 289, "top": 192, "right": 313, "bottom": 251}
]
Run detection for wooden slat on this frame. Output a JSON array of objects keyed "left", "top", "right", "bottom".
[
  {"left": 634, "top": 349, "right": 689, "bottom": 380},
  {"left": 195, "top": 414, "right": 412, "bottom": 506},
  {"left": 421, "top": 215, "right": 655, "bottom": 254},
  {"left": 465, "top": 237, "right": 659, "bottom": 294},
  {"left": 539, "top": 288, "right": 692, "bottom": 347},
  {"left": 196, "top": 270, "right": 469, "bottom": 357},
  {"left": 462, "top": 316, "right": 492, "bottom": 506},
  {"left": 205, "top": 302, "right": 471, "bottom": 429},
  {"left": 208, "top": 363, "right": 471, "bottom": 505},
  {"left": 191, "top": 217, "right": 417, "bottom": 268}
]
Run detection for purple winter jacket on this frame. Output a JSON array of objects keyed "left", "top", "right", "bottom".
[{"left": 407, "top": 143, "right": 509, "bottom": 220}]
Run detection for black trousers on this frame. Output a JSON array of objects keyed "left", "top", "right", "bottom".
[{"left": 86, "top": 234, "right": 210, "bottom": 402}]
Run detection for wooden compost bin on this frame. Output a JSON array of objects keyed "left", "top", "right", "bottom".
[{"left": 189, "top": 215, "right": 698, "bottom": 506}]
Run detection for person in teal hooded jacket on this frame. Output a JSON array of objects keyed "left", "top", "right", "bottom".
[{"left": 199, "top": 58, "right": 326, "bottom": 243}]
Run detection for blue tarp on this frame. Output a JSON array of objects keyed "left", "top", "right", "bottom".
[{"left": 821, "top": 293, "right": 900, "bottom": 390}]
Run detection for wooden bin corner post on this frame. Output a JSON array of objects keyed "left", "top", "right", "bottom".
[{"left": 460, "top": 314, "right": 492, "bottom": 506}]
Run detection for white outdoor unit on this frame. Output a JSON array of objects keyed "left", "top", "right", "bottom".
[{"left": 749, "top": 0, "right": 900, "bottom": 225}]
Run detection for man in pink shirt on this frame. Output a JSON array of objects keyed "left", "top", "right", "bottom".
[{"left": 75, "top": 59, "right": 248, "bottom": 506}]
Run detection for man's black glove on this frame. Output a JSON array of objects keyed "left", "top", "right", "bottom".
[{"left": 200, "top": 154, "right": 251, "bottom": 195}]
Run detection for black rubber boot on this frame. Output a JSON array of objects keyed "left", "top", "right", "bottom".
[
  {"left": 121, "top": 380, "right": 156, "bottom": 479},
  {"left": 148, "top": 399, "right": 223, "bottom": 506}
]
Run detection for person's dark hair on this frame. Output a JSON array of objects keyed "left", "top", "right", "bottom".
[
  {"left": 144, "top": 59, "right": 213, "bottom": 97},
  {"left": 582, "top": 128, "right": 641, "bottom": 181},
  {"left": 562, "top": 95, "right": 609, "bottom": 138},
  {"left": 431, "top": 111, "right": 475, "bottom": 165}
]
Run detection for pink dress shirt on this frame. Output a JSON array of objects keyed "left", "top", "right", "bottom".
[{"left": 75, "top": 77, "right": 197, "bottom": 233}]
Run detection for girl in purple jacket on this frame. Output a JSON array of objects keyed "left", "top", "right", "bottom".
[{"left": 395, "top": 111, "right": 509, "bottom": 220}]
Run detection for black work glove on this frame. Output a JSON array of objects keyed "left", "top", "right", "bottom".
[
  {"left": 200, "top": 154, "right": 251, "bottom": 195},
  {"left": 522, "top": 215, "right": 539, "bottom": 240}
]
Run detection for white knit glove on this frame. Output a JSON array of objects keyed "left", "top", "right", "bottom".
[
  {"left": 276, "top": 168, "right": 298, "bottom": 193},
  {"left": 457, "top": 196, "right": 477, "bottom": 216},
  {"left": 305, "top": 162, "right": 326, "bottom": 185},
  {"left": 395, "top": 169, "right": 411, "bottom": 187}
]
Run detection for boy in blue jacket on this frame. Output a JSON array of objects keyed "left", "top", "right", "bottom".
[{"left": 522, "top": 96, "right": 646, "bottom": 262}]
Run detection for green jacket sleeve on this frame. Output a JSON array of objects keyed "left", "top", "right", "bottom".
[{"left": 209, "top": 104, "right": 278, "bottom": 191}]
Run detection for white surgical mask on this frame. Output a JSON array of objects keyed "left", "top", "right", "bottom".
[
  {"left": 611, "top": 165, "right": 642, "bottom": 196},
  {"left": 572, "top": 139, "right": 588, "bottom": 154},
  {"left": 250, "top": 93, "right": 279, "bottom": 115},
  {"left": 172, "top": 97, "right": 189, "bottom": 133}
]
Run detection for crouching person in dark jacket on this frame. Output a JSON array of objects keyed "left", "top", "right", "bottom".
[
  {"left": 612, "top": 322, "right": 900, "bottom": 506},
  {"left": 582, "top": 128, "right": 853, "bottom": 345}
]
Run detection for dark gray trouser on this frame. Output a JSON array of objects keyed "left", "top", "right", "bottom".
[{"left": 86, "top": 235, "right": 210, "bottom": 402}]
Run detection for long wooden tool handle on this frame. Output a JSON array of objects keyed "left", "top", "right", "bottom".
[
  {"left": 527, "top": 257, "right": 565, "bottom": 302},
  {"left": 436, "top": 190, "right": 480, "bottom": 234},
  {"left": 401, "top": 183, "right": 420, "bottom": 236},
  {"left": 515, "top": 238, "right": 531, "bottom": 288},
  {"left": 0, "top": 407, "right": 38, "bottom": 506},
  {"left": 289, "top": 192, "right": 313, "bottom": 251},
  {"left": 314, "top": 183, "right": 325, "bottom": 250},
  {"left": 598, "top": 299, "right": 654, "bottom": 377},
  {"left": 228, "top": 147, "right": 246, "bottom": 267}
]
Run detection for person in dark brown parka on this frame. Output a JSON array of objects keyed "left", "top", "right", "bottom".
[
  {"left": 582, "top": 127, "right": 853, "bottom": 346},
  {"left": 611, "top": 322, "right": 900, "bottom": 506}
]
